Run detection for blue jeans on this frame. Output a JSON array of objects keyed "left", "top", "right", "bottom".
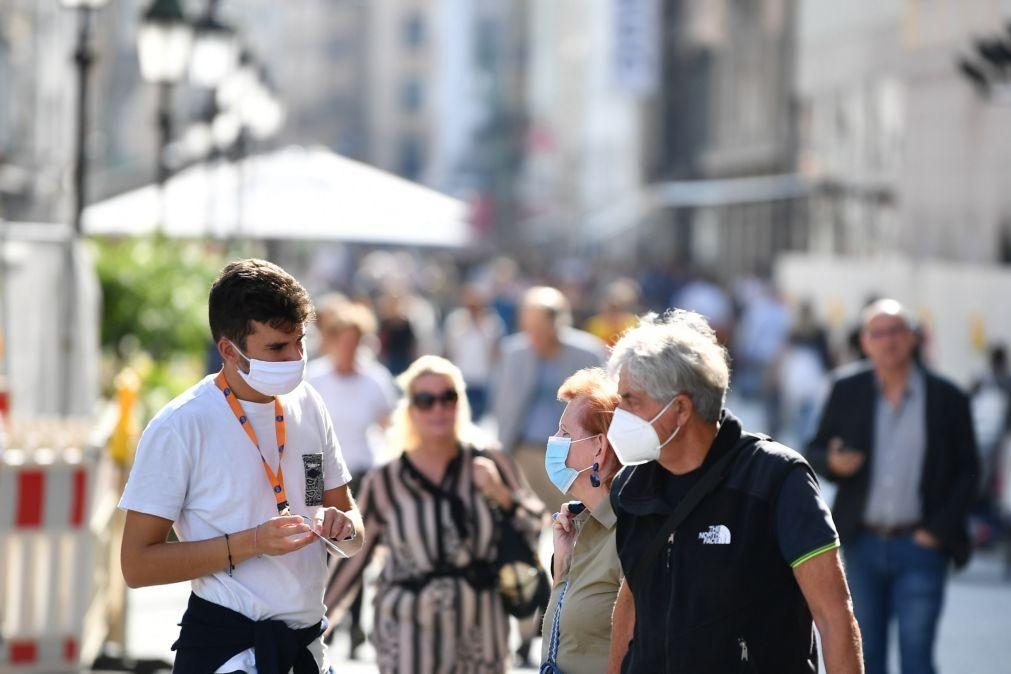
[
  {"left": 844, "top": 532, "right": 948, "bottom": 674},
  {"left": 465, "top": 385, "right": 488, "bottom": 421}
]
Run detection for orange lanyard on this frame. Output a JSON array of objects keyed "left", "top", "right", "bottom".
[{"left": 215, "top": 370, "right": 290, "bottom": 514}]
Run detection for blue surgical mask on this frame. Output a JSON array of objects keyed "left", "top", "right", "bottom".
[{"left": 545, "top": 434, "right": 600, "bottom": 494}]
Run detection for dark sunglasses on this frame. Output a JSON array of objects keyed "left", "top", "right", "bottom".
[{"left": 411, "top": 389, "right": 459, "bottom": 410}]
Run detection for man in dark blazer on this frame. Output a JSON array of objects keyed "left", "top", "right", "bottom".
[{"left": 808, "top": 298, "right": 978, "bottom": 674}]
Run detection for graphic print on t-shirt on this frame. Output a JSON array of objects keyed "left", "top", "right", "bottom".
[{"left": 303, "top": 453, "right": 324, "bottom": 506}]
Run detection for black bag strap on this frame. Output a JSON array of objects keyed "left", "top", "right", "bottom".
[{"left": 629, "top": 434, "right": 762, "bottom": 587}]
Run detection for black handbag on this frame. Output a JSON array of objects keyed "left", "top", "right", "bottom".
[
  {"left": 493, "top": 504, "right": 550, "bottom": 618},
  {"left": 475, "top": 448, "right": 550, "bottom": 619}
]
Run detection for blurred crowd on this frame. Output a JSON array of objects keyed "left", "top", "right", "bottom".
[
  {"left": 291, "top": 247, "right": 1011, "bottom": 547},
  {"left": 261, "top": 247, "right": 1011, "bottom": 667},
  {"left": 298, "top": 248, "right": 862, "bottom": 442}
]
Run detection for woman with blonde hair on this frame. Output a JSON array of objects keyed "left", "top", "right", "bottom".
[{"left": 323, "top": 355, "right": 544, "bottom": 673}]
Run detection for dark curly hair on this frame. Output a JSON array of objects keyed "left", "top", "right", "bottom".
[{"left": 208, "top": 259, "right": 315, "bottom": 349}]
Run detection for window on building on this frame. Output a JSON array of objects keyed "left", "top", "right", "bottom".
[
  {"left": 404, "top": 12, "right": 425, "bottom": 50},
  {"left": 401, "top": 78, "right": 423, "bottom": 113},
  {"left": 476, "top": 19, "right": 498, "bottom": 69},
  {"left": 398, "top": 136, "right": 424, "bottom": 180}
]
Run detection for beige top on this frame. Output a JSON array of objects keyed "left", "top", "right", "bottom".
[{"left": 540, "top": 497, "right": 622, "bottom": 674}]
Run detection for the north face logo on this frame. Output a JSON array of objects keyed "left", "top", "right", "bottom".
[{"left": 698, "top": 525, "right": 732, "bottom": 545}]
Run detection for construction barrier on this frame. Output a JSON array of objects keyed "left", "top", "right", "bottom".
[{"left": 0, "top": 416, "right": 118, "bottom": 674}]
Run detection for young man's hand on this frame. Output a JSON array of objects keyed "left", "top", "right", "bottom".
[
  {"left": 314, "top": 507, "right": 357, "bottom": 541},
  {"left": 252, "top": 515, "right": 315, "bottom": 556}
]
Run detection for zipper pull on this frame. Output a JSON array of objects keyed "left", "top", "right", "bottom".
[{"left": 666, "top": 532, "right": 675, "bottom": 569}]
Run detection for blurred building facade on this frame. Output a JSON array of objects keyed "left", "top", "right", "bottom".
[
  {"left": 0, "top": 2, "right": 107, "bottom": 222},
  {"left": 796, "top": 0, "right": 1011, "bottom": 264},
  {"left": 365, "top": 0, "right": 465, "bottom": 187},
  {"left": 0, "top": 0, "right": 378, "bottom": 224},
  {"left": 0, "top": 1, "right": 210, "bottom": 223},
  {"left": 519, "top": 0, "right": 652, "bottom": 255},
  {"left": 363, "top": 0, "right": 530, "bottom": 208},
  {"left": 237, "top": 0, "right": 369, "bottom": 160},
  {"left": 639, "top": 0, "right": 801, "bottom": 275}
]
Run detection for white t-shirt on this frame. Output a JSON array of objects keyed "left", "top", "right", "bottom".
[
  {"left": 119, "top": 374, "right": 352, "bottom": 673},
  {"left": 306, "top": 363, "right": 396, "bottom": 474},
  {"left": 443, "top": 308, "right": 504, "bottom": 385}
]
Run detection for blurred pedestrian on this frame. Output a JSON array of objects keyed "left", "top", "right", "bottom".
[
  {"left": 491, "top": 286, "right": 606, "bottom": 515},
  {"left": 540, "top": 368, "right": 623, "bottom": 674},
  {"left": 733, "top": 280, "right": 792, "bottom": 435},
  {"left": 608, "top": 311, "right": 862, "bottom": 673},
  {"left": 444, "top": 283, "right": 505, "bottom": 421},
  {"left": 672, "top": 271, "right": 734, "bottom": 345},
  {"left": 779, "top": 301, "right": 833, "bottom": 446},
  {"left": 488, "top": 256, "right": 523, "bottom": 334},
  {"left": 119, "top": 259, "right": 364, "bottom": 674},
  {"left": 307, "top": 298, "right": 396, "bottom": 659},
  {"left": 969, "top": 344, "right": 1011, "bottom": 543},
  {"left": 323, "top": 355, "right": 544, "bottom": 674},
  {"left": 790, "top": 301, "right": 834, "bottom": 371},
  {"left": 807, "top": 299, "right": 979, "bottom": 674},
  {"left": 584, "top": 278, "right": 640, "bottom": 347},
  {"left": 376, "top": 292, "right": 417, "bottom": 376}
]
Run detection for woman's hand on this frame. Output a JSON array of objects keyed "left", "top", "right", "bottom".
[
  {"left": 473, "top": 456, "right": 513, "bottom": 510},
  {"left": 551, "top": 503, "right": 580, "bottom": 584}
]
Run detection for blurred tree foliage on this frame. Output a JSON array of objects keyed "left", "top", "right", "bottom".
[{"left": 92, "top": 237, "right": 226, "bottom": 412}]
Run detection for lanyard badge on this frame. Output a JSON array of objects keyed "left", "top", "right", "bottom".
[{"left": 215, "top": 371, "right": 290, "bottom": 514}]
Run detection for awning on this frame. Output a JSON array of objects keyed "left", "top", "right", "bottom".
[
  {"left": 82, "top": 146, "right": 473, "bottom": 248},
  {"left": 584, "top": 173, "right": 812, "bottom": 241}
]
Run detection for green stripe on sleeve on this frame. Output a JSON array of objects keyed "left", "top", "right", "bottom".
[{"left": 790, "top": 541, "right": 840, "bottom": 569}]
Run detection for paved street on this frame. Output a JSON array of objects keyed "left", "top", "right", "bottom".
[{"left": 125, "top": 549, "right": 1010, "bottom": 673}]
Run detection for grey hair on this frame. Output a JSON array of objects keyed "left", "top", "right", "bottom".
[
  {"left": 607, "top": 310, "right": 730, "bottom": 424},
  {"left": 861, "top": 298, "right": 917, "bottom": 331}
]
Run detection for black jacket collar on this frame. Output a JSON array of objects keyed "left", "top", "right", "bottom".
[{"left": 614, "top": 410, "right": 744, "bottom": 516}]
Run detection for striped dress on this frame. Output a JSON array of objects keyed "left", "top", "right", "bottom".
[{"left": 324, "top": 445, "right": 545, "bottom": 673}]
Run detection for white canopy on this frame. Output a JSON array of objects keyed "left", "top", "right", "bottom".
[{"left": 82, "top": 146, "right": 472, "bottom": 248}]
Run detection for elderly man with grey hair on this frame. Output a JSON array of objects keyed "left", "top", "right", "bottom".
[
  {"left": 807, "top": 299, "right": 978, "bottom": 674},
  {"left": 607, "top": 311, "right": 863, "bottom": 674}
]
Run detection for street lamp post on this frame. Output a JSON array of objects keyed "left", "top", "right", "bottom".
[
  {"left": 58, "top": 0, "right": 108, "bottom": 418},
  {"left": 62, "top": 0, "right": 109, "bottom": 236},
  {"left": 189, "top": 0, "right": 238, "bottom": 90},
  {"left": 138, "top": 0, "right": 192, "bottom": 193}
]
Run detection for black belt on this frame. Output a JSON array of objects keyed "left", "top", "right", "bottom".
[
  {"left": 864, "top": 523, "right": 919, "bottom": 539},
  {"left": 392, "top": 562, "right": 498, "bottom": 593}
]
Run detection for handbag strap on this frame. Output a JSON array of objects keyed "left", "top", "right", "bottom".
[
  {"left": 539, "top": 580, "right": 570, "bottom": 674},
  {"left": 629, "top": 434, "right": 762, "bottom": 588}
]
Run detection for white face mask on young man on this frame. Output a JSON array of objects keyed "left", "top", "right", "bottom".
[
  {"left": 229, "top": 341, "right": 306, "bottom": 396},
  {"left": 606, "top": 395, "right": 681, "bottom": 465}
]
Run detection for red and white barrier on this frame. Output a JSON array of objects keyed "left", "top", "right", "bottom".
[{"left": 0, "top": 440, "right": 117, "bottom": 673}]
